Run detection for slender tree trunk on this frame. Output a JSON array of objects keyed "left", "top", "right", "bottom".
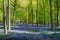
[
  {"left": 43, "top": 0, "right": 46, "bottom": 27},
  {"left": 28, "top": 5, "right": 29, "bottom": 24},
  {"left": 28, "top": 1, "right": 30, "bottom": 23},
  {"left": 31, "top": 0, "right": 33, "bottom": 26},
  {"left": 29, "top": 0, "right": 33, "bottom": 25},
  {"left": 39, "top": 2, "right": 41, "bottom": 26},
  {"left": 7, "top": 0, "right": 11, "bottom": 31},
  {"left": 13, "top": 0, "right": 16, "bottom": 26},
  {"left": 3, "top": 0, "right": 8, "bottom": 34},
  {"left": 56, "top": 0, "right": 59, "bottom": 27},
  {"left": 50, "top": 0, "right": 53, "bottom": 30},
  {"left": 39, "top": 12, "right": 41, "bottom": 26},
  {"left": 44, "top": 11, "right": 46, "bottom": 27},
  {"left": 36, "top": 0, "right": 38, "bottom": 27},
  {"left": 27, "top": 7, "right": 28, "bottom": 24}
]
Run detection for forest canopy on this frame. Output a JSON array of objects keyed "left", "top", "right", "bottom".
[{"left": 0, "top": 0, "right": 60, "bottom": 25}]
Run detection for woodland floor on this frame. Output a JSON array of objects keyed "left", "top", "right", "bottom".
[{"left": 0, "top": 23, "right": 60, "bottom": 40}]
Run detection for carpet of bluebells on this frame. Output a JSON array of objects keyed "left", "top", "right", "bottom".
[{"left": 0, "top": 23, "right": 60, "bottom": 40}]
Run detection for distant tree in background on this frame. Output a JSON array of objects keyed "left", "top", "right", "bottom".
[
  {"left": 56, "top": 0, "right": 59, "bottom": 27},
  {"left": 36, "top": 0, "right": 38, "bottom": 27},
  {"left": 43, "top": 0, "right": 46, "bottom": 27},
  {"left": 50, "top": 0, "right": 54, "bottom": 30},
  {"left": 13, "top": 0, "right": 17, "bottom": 26}
]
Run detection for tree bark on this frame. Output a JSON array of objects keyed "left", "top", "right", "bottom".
[
  {"left": 30, "top": 0, "right": 33, "bottom": 26},
  {"left": 56, "top": 0, "right": 59, "bottom": 27},
  {"left": 3, "top": 0, "right": 8, "bottom": 34},
  {"left": 7, "top": 0, "right": 11, "bottom": 31},
  {"left": 50, "top": 0, "right": 54, "bottom": 30},
  {"left": 13, "top": 0, "right": 16, "bottom": 26},
  {"left": 43, "top": 0, "right": 46, "bottom": 27},
  {"left": 36, "top": 0, "right": 38, "bottom": 27}
]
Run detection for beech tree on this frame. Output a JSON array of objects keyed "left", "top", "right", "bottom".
[
  {"left": 50, "top": 0, "right": 54, "bottom": 30},
  {"left": 7, "top": 0, "right": 11, "bottom": 31},
  {"left": 56, "top": 0, "right": 59, "bottom": 27},
  {"left": 13, "top": 0, "right": 17, "bottom": 26},
  {"left": 3, "top": 0, "right": 8, "bottom": 34},
  {"left": 36, "top": 0, "right": 38, "bottom": 27},
  {"left": 3, "top": 0, "right": 11, "bottom": 34}
]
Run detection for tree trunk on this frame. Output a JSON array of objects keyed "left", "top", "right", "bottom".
[
  {"left": 36, "top": 0, "right": 38, "bottom": 27},
  {"left": 12, "top": 0, "right": 16, "bottom": 26},
  {"left": 27, "top": 7, "right": 28, "bottom": 24},
  {"left": 56, "top": 0, "right": 59, "bottom": 27},
  {"left": 31, "top": 0, "right": 33, "bottom": 26},
  {"left": 44, "top": 11, "right": 46, "bottom": 27},
  {"left": 7, "top": 0, "right": 11, "bottom": 31},
  {"left": 50, "top": 0, "right": 54, "bottom": 30},
  {"left": 43, "top": 0, "right": 46, "bottom": 27},
  {"left": 3, "top": 0, "right": 8, "bottom": 34}
]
